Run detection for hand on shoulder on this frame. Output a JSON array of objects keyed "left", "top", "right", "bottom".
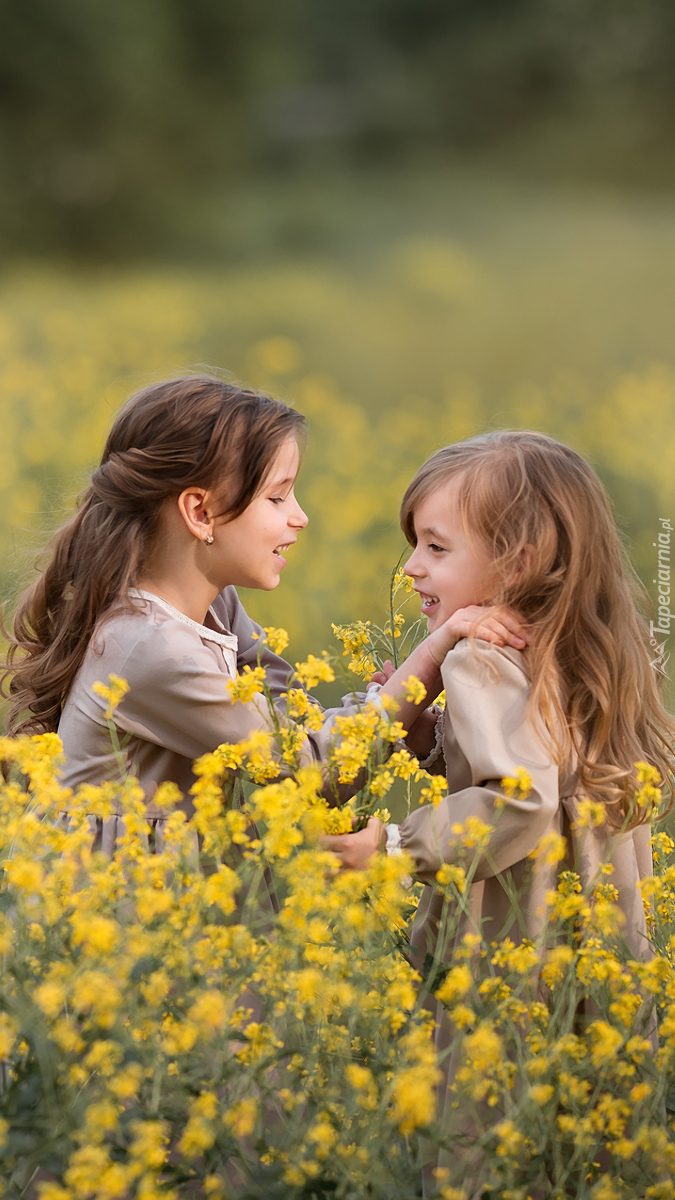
[{"left": 426, "top": 604, "right": 530, "bottom": 668}]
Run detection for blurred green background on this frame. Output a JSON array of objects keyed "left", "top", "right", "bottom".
[{"left": 1, "top": 0, "right": 675, "bottom": 695}]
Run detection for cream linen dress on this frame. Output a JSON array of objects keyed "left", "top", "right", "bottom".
[{"left": 57, "top": 587, "right": 365, "bottom": 850}]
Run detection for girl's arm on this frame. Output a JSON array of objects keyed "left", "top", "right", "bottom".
[
  {"left": 323, "top": 640, "right": 558, "bottom": 876},
  {"left": 369, "top": 605, "right": 529, "bottom": 757}
]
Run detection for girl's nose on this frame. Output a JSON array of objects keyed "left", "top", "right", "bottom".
[
  {"left": 404, "top": 549, "right": 421, "bottom": 577},
  {"left": 290, "top": 499, "right": 309, "bottom": 529}
]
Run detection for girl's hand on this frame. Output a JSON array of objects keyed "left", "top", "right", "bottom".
[
  {"left": 322, "top": 817, "right": 385, "bottom": 870},
  {"left": 425, "top": 604, "right": 530, "bottom": 668},
  {"left": 370, "top": 660, "right": 396, "bottom": 687}
]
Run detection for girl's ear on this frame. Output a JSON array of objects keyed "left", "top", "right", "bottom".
[{"left": 177, "top": 487, "right": 213, "bottom": 542}]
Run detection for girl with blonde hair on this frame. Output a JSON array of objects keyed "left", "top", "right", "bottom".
[{"left": 328, "top": 427, "right": 675, "bottom": 971}]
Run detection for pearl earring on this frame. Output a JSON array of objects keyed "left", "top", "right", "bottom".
[{"left": 204, "top": 534, "right": 214, "bottom": 545}]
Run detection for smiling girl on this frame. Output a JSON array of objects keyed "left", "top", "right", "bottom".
[
  {"left": 327, "top": 430, "right": 675, "bottom": 965},
  {"left": 4, "top": 376, "right": 525, "bottom": 840}
]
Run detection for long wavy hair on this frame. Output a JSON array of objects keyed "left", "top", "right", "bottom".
[
  {"left": 400, "top": 430, "right": 675, "bottom": 828},
  {"left": 3, "top": 374, "right": 306, "bottom": 736}
]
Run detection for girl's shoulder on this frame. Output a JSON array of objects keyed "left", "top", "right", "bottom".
[
  {"left": 88, "top": 591, "right": 238, "bottom": 673},
  {"left": 442, "top": 637, "right": 530, "bottom": 691}
]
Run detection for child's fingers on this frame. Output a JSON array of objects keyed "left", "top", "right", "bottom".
[
  {"left": 490, "top": 607, "right": 531, "bottom": 642},
  {"left": 475, "top": 618, "right": 525, "bottom": 648}
]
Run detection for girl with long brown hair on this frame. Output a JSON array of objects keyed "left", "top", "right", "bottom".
[
  {"left": 328, "top": 428, "right": 675, "bottom": 954},
  {"left": 3, "top": 375, "right": 525, "bottom": 844}
]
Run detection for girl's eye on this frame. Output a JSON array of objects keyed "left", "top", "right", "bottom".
[{"left": 429, "top": 543, "right": 445, "bottom": 553}]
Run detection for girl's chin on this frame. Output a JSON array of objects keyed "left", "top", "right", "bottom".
[{"left": 424, "top": 607, "right": 443, "bottom": 631}]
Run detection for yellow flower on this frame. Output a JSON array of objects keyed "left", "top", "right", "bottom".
[
  {"left": 587, "top": 1019, "right": 623, "bottom": 1067},
  {"left": 187, "top": 990, "right": 228, "bottom": 1033},
  {"left": 226, "top": 665, "right": 267, "bottom": 703},
  {"left": 636, "top": 759, "right": 661, "bottom": 786},
  {"left": 571, "top": 797, "right": 606, "bottom": 830},
  {"left": 178, "top": 1093, "right": 219, "bottom": 1157},
  {"left": 4, "top": 856, "right": 44, "bottom": 894},
  {"left": 239, "top": 729, "right": 279, "bottom": 783},
  {"left": 285, "top": 688, "right": 324, "bottom": 729},
  {"left": 370, "top": 766, "right": 394, "bottom": 797},
  {"left": 346, "top": 1064, "right": 378, "bottom": 1110},
  {"left": 307, "top": 1119, "right": 338, "bottom": 1160},
  {"left": 529, "top": 830, "right": 567, "bottom": 869},
  {"left": 34, "top": 980, "right": 66, "bottom": 1019},
  {"left": 84, "top": 1040, "right": 123, "bottom": 1076},
  {"left": 500, "top": 768, "right": 533, "bottom": 801},
  {"left": 492, "top": 938, "right": 538, "bottom": 975},
  {"left": 435, "top": 863, "right": 467, "bottom": 893},
  {"left": 223, "top": 1097, "right": 258, "bottom": 1138},
  {"left": 203, "top": 866, "right": 239, "bottom": 914},
  {"left": 450, "top": 815, "right": 492, "bottom": 848},
  {"left": 390, "top": 1065, "right": 439, "bottom": 1135},
  {"left": 262, "top": 626, "right": 289, "bottom": 655},
  {"left": 393, "top": 570, "right": 415, "bottom": 593},
  {"left": 0, "top": 1014, "right": 18, "bottom": 1059},
  {"left": 65, "top": 1145, "right": 113, "bottom": 1195},
  {"left": 494, "top": 1119, "right": 524, "bottom": 1158},
  {"left": 109, "top": 1063, "right": 143, "bottom": 1100},
  {"left": 321, "top": 806, "right": 354, "bottom": 834},
  {"left": 435, "top": 965, "right": 473, "bottom": 1005},
  {"left": 294, "top": 653, "right": 335, "bottom": 688},
  {"left": 420, "top": 776, "right": 446, "bottom": 808},
  {"left": 204, "top": 1176, "right": 225, "bottom": 1197},
  {"left": 37, "top": 1186, "right": 71, "bottom": 1200},
  {"left": 402, "top": 675, "right": 427, "bottom": 704},
  {"left": 541, "top": 944, "right": 574, "bottom": 989},
  {"left": 128, "top": 1119, "right": 169, "bottom": 1170},
  {"left": 91, "top": 673, "right": 130, "bottom": 719},
  {"left": 214, "top": 741, "right": 245, "bottom": 771},
  {"left": 591, "top": 1176, "right": 620, "bottom": 1200},
  {"left": 332, "top": 621, "right": 373, "bottom": 676},
  {"left": 609, "top": 991, "right": 642, "bottom": 1026},
  {"left": 70, "top": 913, "right": 120, "bottom": 956},
  {"left": 388, "top": 749, "right": 423, "bottom": 780}
]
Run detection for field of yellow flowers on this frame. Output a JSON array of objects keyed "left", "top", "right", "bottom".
[
  {"left": 0, "top": 650, "right": 674, "bottom": 1200},
  {"left": 0, "top": 248, "right": 675, "bottom": 1196},
  {"left": 0, "top": 256, "right": 674, "bottom": 664}
]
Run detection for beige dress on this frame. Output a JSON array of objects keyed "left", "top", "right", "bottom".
[
  {"left": 57, "top": 587, "right": 365, "bottom": 847},
  {"left": 400, "top": 638, "right": 652, "bottom": 965}
]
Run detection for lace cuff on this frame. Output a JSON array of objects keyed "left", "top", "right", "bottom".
[
  {"left": 385, "top": 823, "right": 401, "bottom": 856},
  {"left": 364, "top": 682, "right": 385, "bottom": 712}
]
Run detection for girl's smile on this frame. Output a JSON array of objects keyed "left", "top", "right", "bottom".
[
  {"left": 405, "top": 478, "right": 492, "bottom": 631},
  {"left": 212, "top": 436, "right": 308, "bottom": 591}
]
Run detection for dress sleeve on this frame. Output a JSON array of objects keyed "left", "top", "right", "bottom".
[{"left": 399, "top": 640, "right": 559, "bottom": 884}]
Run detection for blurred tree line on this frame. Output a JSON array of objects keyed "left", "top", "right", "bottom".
[{"left": 2, "top": 0, "right": 675, "bottom": 259}]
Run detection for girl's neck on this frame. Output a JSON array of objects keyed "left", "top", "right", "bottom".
[{"left": 134, "top": 576, "right": 219, "bottom": 625}]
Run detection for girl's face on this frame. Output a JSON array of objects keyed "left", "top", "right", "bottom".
[
  {"left": 404, "top": 477, "right": 493, "bottom": 632},
  {"left": 211, "top": 436, "right": 308, "bottom": 591}
]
